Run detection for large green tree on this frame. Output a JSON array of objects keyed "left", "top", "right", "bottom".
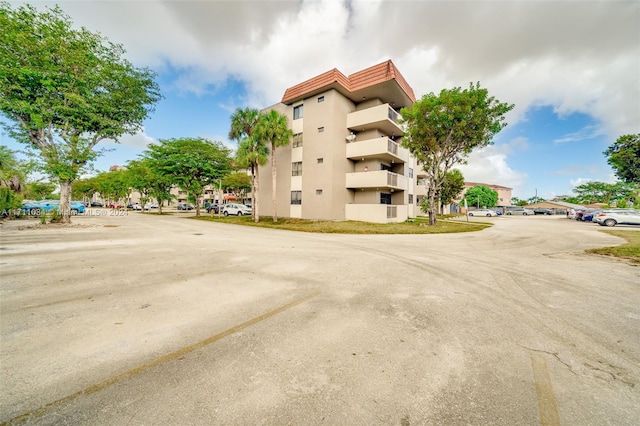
[
  {"left": 143, "top": 138, "right": 233, "bottom": 217},
  {"left": 222, "top": 172, "right": 252, "bottom": 200},
  {"left": 94, "top": 170, "right": 130, "bottom": 207},
  {"left": 400, "top": 83, "right": 513, "bottom": 225},
  {"left": 24, "top": 181, "right": 57, "bottom": 201},
  {"left": 255, "top": 109, "right": 293, "bottom": 222},
  {"left": 72, "top": 177, "right": 99, "bottom": 203},
  {"left": 572, "top": 180, "right": 636, "bottom": 205},
  {"left": 0, "top": 145, "right": 25, "bottom": 214},
  {"left": 0, "top": 3, "right": 161, "bottom": 223},
  {"left": 464, "top": 185, "right": 498, "bottom": 208},
  {"left": 229, "top": 108, "right": 264, "bottom": 222},
  {"left": 125, "top": 159, "right": 173, "bottom": 213},
  {"left": 438, "top": 169, "right": 465, "bottom": 214},
  {"left": 604, "top": 134, "right": 640, "bottom": 184},
  {"left": 0, "top": 145, "right": 28, "bottom": 193}
]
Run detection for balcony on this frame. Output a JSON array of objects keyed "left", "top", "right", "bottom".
[
  {"left": 347, "top": 104, "right": 404, "bottom": 135},
  {"left": 345, "top": 203, "right": 409, "bottom": 223},
  {"left": 345, "top": 170, "right": 408, "bottom": 191},
  {"left": 346, "top": 137, "right": 409, "bottom": 164}
]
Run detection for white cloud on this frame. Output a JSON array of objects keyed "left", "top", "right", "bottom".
[
  {"left": 569, "top": 177, "right": 594, "bottom": 188},
  {"left": 102, "top": 130, "right": 157, "bottom": 149},
  {"left": 35, "top": 0, "right": 636, "bottom": 139},
  {"left": 553, "top": 125, "right": 606, "bottom": 144},
  {"left": 456, "top": 137, "right": 529, "bottom": 193},
  {"left": 15, "top": 0, "right": 640, "bottom": 191}
]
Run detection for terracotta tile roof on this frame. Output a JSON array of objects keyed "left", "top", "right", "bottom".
[
  {"left": 465, "top": 181, "right": 513, "bottom": 190},
  {"left": 281, "top": 60, "right": 416, "bottom": 104}
]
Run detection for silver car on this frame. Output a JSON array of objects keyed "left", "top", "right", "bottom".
[
  {"left": 222, "top": 203, "right": 252, "bottom": 216},
  {"left": 506, "top": 208, "right": 534, "bottom": 216},
  {"left": 595, "top": 209, "right": 640, "bottom": 227},
  {"left": 468, "top": 209, "right": 498, "bottom": 217}
]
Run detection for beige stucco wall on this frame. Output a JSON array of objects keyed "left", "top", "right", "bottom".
[{"left": 258, "top": 87, "right": 419, "bottom": 223}]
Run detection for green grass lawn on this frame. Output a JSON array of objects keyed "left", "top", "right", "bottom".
[
  {"left": 587, "top": 229, "right": 640, "bottom": 265},
  {"left": 192, "top": 214, "right": 491, "bottom": 234}
]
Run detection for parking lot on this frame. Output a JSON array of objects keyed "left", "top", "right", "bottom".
[{"left": 1, "top": 212, "right": 639, "bottom": 425}]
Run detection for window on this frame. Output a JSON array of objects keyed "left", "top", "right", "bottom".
[
  {"left": 318, "top": 126, "right": 324, "bottom": 133},
  {"left": 292, "top": 161, "right": 302, "bottom": 176},
  {"left": 408, "top": 194, "right": 414, "bottom": 204},
  {"left": 408, "top": 168, "right": 413, "bottom": 178},
  {"left": 317, "top": 158, "right": 323, "bottom": 164},
  {"left": 380, "top": 193, "right": 392, "bottom": 205},
  {"left": 316, "top": 189, "right": 323, "bottom": 195},
  {"left": 291, "top": 191, "right": 302, "bottom": 205},
  {"left": 292, "top": 133, "right": 303, "bottom": 148},
  {"left": 293, "top": 104, "right": 303, "bottom": 120},
  {"left": 317, "top": 96, "right": 324, "bottom": 103}
]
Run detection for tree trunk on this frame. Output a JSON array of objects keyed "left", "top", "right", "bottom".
[
  {"left": 272, "top": 145, "right": 278, "bottom": 222},
  {"left": 59, "top": 180, "right": 72, "bottom": 224},
  {"left": 427, "top": 181, "right": 437, "bottom": 225},
  {"left": 252, "top": 163, "right": 259, "bottom": 223},
  {"left": 195, "top": 195, "right": 201, "bottom": 217}
]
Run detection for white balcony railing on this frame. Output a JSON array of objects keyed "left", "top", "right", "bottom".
[
  {"left": 346, "top": 137, "right": 409, "bottom": 163},
  {"left": 347, "top": 104, "right": 404, "bottom": 135},
  {"left": 345, "top": 171, "right": 408, "bottom": 190}
]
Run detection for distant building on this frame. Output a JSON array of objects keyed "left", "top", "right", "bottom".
[{"left": 457, "top": 182, "right": 513, "bottom": 210}]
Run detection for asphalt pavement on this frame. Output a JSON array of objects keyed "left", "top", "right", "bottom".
[{"left": 1, "top": 211, "right": 639, "bottom": 425}]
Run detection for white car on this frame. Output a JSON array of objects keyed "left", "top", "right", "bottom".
[
  {"left": 222, "top": 203, "right": 252, "bottom": 216},
  {"left": 506, "top": 208, "right": 534, "bottom": 216},
  {"left": 468, "top": 209, "right": 498, "bottom": 217},
  {"left": 595, "top": 209, "right": 640, "bottom": 227}
]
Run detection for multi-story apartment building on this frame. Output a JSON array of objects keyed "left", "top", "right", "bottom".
[{"left": 258, "top": 60, "right": 421, "bottom": 223}]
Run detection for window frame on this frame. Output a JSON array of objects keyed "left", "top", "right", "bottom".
[
  {"left": 291, "top": 191, "right": 302, "bottom": 205},
  {"left": 291, "top": 161, "right": 302, "bottom": 176}
]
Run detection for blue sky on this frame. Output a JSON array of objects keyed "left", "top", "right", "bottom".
[{"left": 2, "top": 0, "right": 638, "bottom": 201}]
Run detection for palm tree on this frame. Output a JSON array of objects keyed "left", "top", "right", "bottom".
[
  {"left": 229, "top": 108, "right": 260, "bottom": 143},
  {"left": 255, "top": 110, "right": 293, "bottom": 222},
  {"left": 229, "top": 108, "right": 261, "bottom": 220},
  {"left": 235, "top": 136, "right": 268, "bottom": 222}
]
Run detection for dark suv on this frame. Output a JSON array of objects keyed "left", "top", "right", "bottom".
[
  {"left": 533, "top": 208, "right": 553, "bottom": 215},
  {"left": 205, "top": 203, "right": 220, "bottom": 214}
]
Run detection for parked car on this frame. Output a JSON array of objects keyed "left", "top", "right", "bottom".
[
  {"left": 574, "top": 209, "right": 591, "bottom": 221},
  {"left": 143, "top": 203, "right": 159, "bottom": 210},
  {"left": 506, "top": 208, "right": 534, "bottom": 216},
  {"left": 581, "top": 210, "right": 602, "bottom": 223},
  {"left": 595, "top": 210, "right": 640, "bottom": 227},
  {"left": 176, "top": 203, "right": 194, "bottom": 210},
  {"left": 534, "top": 208, "right": 553, "bottom": 215},
  {"left": 468, "top": 209, "right": 498, "bottom": 217},
  {"left": 22, "top": 200, "right": 85, "bottom": 215},
  {"left": 205, "top": 203, "right": 220, "bottom": 214},
  {"left": 90, "top": 201, "right": 104, "bottom": 207},
  {"left": 222, "top": 203, "right": 252, "bottom": 216},
  {"left": 493, "top": 209, "right": 503, "bottom": 216},
  {"left": 109, "top": 202, "right": 123, "bottom": 209}
]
